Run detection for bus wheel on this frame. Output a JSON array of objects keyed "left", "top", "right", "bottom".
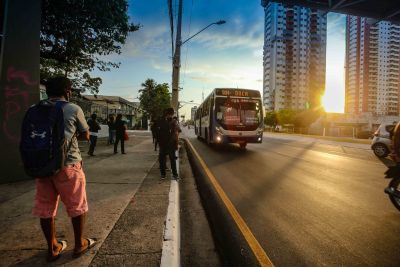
[
  {"left": 205, "top": 129, "right": 210, "bottom": 145},
  {"left": 239, "top": 142, "right": 247, "bottom": 149}
]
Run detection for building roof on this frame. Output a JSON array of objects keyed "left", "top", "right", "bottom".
[
  {"left": 261, "top": 0, "right": 400, "bottom": 24},
  {"left": 82, "top": 95, "right": 140, "bottom": 107}
]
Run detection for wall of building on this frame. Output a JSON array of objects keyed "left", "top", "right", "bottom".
[
  {"left": 346, "top": 16, "right": 400, "bottom": 116},
  {"left": 262, "top": 2, "right": 327, "bottom": 111}
]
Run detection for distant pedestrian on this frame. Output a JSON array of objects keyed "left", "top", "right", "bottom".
[
  {"left": 150, "top": 120, "right": 159, "bottom": 151},
  {"left": 107, "top": 115, "right": 116, "bottom": 145},
  {"left": 26, "top": 76, "right": 96, "bottom": 262},
  {"left": 87, "top": 113, "right": 101, "bottom": 156},
  {"left": 114, "top": 114, "right": 127, "bottom": 154},
  {"left": 157, "top": 108, "right": 179, "bottom": 180}
]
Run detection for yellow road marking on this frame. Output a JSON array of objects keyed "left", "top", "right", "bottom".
[{"left": 186, "top": 139, "right": 274, "bottom": 267}]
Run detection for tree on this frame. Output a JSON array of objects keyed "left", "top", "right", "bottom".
[
  {"left": 139, "top": 79, "right": 171, "bottom": 120},
  {"left": 293, "top": 108, "right": 324, "bottom": 128},
  {"left": 264, "top": 111, "right": 278, "bottom": 126},
  {"left": 276, "top": 109, "right": 297, "bottom": 125},
  {"left": 40, "top": 0, "right": 140, "bottom": 93}
]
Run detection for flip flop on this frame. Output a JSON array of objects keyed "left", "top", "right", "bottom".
[
  {"left": 73, "top": 238, "right": 97, "bottom": 258},
  {"left": 47, "top": 240, "right": 67, "bottom": 262}
]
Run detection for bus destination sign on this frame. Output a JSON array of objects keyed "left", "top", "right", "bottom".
[{"left": 215, "top": 88, "right": 260, "bottom": 98}]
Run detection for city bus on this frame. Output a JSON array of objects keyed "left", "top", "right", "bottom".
[{"left": 194, "top": 88, "right": 264, "bottom": 148}]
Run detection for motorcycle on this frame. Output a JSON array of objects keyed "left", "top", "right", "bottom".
[{"left": 384, "top": 165, "right": 400, "bottom": 211}]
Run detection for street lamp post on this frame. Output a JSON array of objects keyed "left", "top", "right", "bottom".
[{"left": 171, "top": 15, "right": 226, "bottom": 113}]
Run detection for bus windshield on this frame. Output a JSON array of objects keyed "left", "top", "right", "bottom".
[{"left": 215, "top": 97, "right": 262, "bottom": 130}]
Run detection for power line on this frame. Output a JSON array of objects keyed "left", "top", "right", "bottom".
[
  {"left": 168, "top": 0, "right": 174, "bottom": 58},
  {"left": 182, "top": 0, "right": 194, "bottom": 88}
]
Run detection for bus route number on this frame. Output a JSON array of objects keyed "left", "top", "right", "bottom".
[{"left": 221, "top": 90, "right": 249, "bottom": 97}]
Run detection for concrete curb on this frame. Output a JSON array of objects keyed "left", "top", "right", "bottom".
[
  {"left": 160, "top": 180, "right": 180, "bottom": 267},
  {"left": 182, "top": 138, "right": 260, "bottom": 266},
  {"left": 160, "top": 149, "right": 181, "bottom": 267}
]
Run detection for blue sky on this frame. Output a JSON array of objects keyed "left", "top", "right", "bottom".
[{"left": 93, "top": 1, "right": 347, "bottom": 117}]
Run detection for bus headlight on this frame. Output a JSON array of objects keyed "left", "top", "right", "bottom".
[{"left": 216, "top": 135, "right": 222, "bottom": 142}]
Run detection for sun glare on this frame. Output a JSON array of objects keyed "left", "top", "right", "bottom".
[{"left": 322, "top": 91, "right": 344, "bottom": 113}]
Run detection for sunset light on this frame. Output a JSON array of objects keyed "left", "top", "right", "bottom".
[{"left": 322, "top": 90, "right": 344, "bottom": 113}]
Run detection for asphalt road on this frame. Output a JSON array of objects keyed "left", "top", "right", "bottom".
[{"left": 182, "top": 127, "right": 400, "bottom": 266}]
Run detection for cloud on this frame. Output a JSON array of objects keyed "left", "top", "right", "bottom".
[
  {"left": 327, "top": 12, "right": 346, "bottom": 40},
  {"left": 151, "top": 60, "right": 171, "bottom": 73},
  {"left": 182, "top": 60, "right": 262, "bottom": 90},
  {"left": 187, "top": 19, "right": 264, "bottom": 50},
  {"left": 253, "top": 48, "right": 263, "bottom": 57},
  {"left": 122, "top": 24, "right": 171, "bottom": 59}
]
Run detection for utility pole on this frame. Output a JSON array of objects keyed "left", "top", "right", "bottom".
[{"left": 171, "top": 0, "right": 183, "bottom": 113}]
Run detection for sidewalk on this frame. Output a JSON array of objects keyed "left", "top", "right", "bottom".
[{"left": 0, "top": 131, "right": 172, "bottom": 266}]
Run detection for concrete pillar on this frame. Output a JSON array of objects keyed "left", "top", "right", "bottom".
[{"left": 0, "top": 0, "right": 41, "bottom": 182}]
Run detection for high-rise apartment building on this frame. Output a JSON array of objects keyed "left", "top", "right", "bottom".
[
  {"left": 345, "top": 16, "right": 400, "bottom": 115},
  {"left": 261, "top": 1, "right": 327, "bottom": 111}
]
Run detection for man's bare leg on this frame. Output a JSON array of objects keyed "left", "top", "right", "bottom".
[
  {"left": 40, "top": 217, "right": 63, "bottom": 259},
  {"left": 71, "top": 213, "right": 88, "bottom": 252}
]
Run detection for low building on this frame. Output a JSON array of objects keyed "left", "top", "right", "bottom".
[
  {"left": 82, "top": 95, "right": 143, "bottom": 129},
  {"left": 36, "top": 87, "right": 144, "bottom": 129}
]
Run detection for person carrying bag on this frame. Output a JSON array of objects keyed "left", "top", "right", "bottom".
[{"left": 114, "top": 114, "right": 127, "bottom": 154}]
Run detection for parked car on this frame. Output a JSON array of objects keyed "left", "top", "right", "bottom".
[
  {"left": 371, "top": 122, "right": 396, "bottom": 158},
  {"left": 356, "top": 130, "right": 373, "bottom": 139}
]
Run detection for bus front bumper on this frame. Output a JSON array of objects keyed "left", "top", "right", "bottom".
[{"left": 215, "top": 135, "right": 263, "bottom": 144}]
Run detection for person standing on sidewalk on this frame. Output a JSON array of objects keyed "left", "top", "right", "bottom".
[
  {"left": 157, "top": 108, "right": 179, "bottom": 179},
  {"left": 107, "top": 114, "right": 116, "bottom": 145},
  {"left": 114, "top": 114, "right": 127, "bottom": 154},
  {"left": 150, "top": 120, "right": 159, "bottom": 151},
  {"left": 87, "top": 113, "right": 101, "bottom": 156},
  {"left": 31, "top": 77, "right": 96, "bottom": 262}
]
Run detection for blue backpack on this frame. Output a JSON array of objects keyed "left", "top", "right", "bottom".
[{"left": 19, "top": 100, "right": 69, "bottom": 178}]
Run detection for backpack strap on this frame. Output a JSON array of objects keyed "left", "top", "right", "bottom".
[
  {"left": 54, "top": 100, "right": 76, "bottom": 156},
  {"left": 55, "top": 100, "right": 68, "bottom": 109}
]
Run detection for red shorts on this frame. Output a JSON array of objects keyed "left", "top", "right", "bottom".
[{"left": 32, "top": 162, "right": 88, "bottom": 218}]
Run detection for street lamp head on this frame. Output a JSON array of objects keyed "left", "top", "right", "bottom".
[{"left": 215, "top": 20, "right": 226, "bottom": 25}]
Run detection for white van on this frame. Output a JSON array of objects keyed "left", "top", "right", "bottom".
[{"left": 371, "top": 122, "right": 396, "bottom": 158}]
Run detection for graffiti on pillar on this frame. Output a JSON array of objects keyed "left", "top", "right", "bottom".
[{"left": 2, "top": 66, "right": 37, "bottom": 143}]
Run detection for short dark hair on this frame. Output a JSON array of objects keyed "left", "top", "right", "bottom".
[
  {"left": 91, "top": 113, "right": 97, "bottom": 120},
  {"left": 45, "top": 76, "right": 72, "bottom": 97}
]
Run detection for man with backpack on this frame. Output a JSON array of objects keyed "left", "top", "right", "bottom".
[
  {"left": 20, "top": 77, "right": 96, "bottom": 261},
  {"left": 157, "top": 107, "right": 179, "bottom": 180}
]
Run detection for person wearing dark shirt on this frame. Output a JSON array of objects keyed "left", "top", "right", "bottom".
[
  {"left": 157, "top": 108, "right": 179, "bottom": 179},
  {"left": 87, "top": 113, "right": 101, "bottom": 156},
  {"left": 107, "top": 115, "right": 116, "bottom": 145},
  {"left": 150, "top": 120, "right": 159, "bottom": 151},
  {"left": 114, "top": 114, "right": 127, "bottom": 154}
]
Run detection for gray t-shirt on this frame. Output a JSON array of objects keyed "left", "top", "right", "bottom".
[{"left": 57, "top": 101, "right": 89, "bottom": 165}]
